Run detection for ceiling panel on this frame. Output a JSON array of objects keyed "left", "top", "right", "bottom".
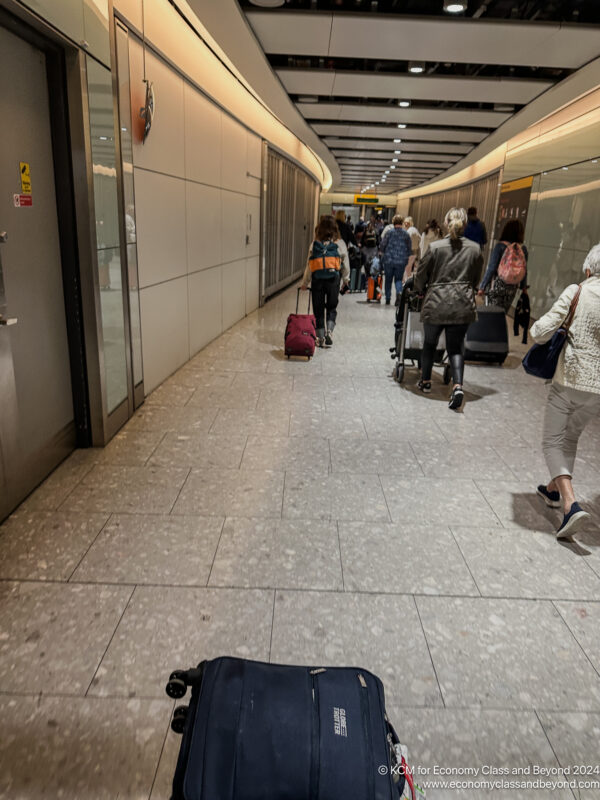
[
  {"left": 327, "top": 138, "right": 472, "bottom": 154},
  {"left": 277, "top": 69, "right": 552, "bottom": 106},
  {"left": 313, "top": 123, "right": 480, "bottom": 145},
  {"left": 247, "top": 11, "right": 600, "bottom": 70},
  {"left": 296, "top": 103, "right": 510, "bottom": 129},
  {"left": 333, "top": 153, "right": 456, "bottom": 167},
  {"left": 328, "top": 143, "right": 459, "bottom": 161}
]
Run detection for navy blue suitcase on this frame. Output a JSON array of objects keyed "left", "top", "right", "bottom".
[{"left": 166, "top": 656, "right": 409, "bottom": 800}]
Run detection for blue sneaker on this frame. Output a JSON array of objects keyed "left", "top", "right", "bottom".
[
  {"left": 536, "top": 484, "right": 561, "bottom": 508},
  {"left": 556, "top": 502, "right": 590, "bottom": 539}
]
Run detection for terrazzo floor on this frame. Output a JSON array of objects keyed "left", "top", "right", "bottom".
[{"left": 1, "top": 285, "right": 600, "bottom": 799}]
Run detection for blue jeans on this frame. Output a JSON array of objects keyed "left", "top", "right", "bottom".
[{"left": 384, "top": 263, "right": 405, "bottom": 302}]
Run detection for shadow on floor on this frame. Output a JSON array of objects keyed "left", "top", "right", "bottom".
[{"left": 510, "top": 491, "right": 600, "bottom": 555}]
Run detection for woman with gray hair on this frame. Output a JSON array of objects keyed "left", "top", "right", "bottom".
[
  {"left": 414, "top": 207, "right": 483, "bottom": 409},
  {"left": 532, "top": 243, "right": 600, "bottom": 538}
]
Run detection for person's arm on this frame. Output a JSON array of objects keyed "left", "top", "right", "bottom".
[
  {"left": 414, "top": 247, "right": 433, "bottom": 293},
  {"left": 479, "top": 243, "right": 503, "bottom": 291},
  {"left": 380, "top": 233, "right": 388, "bottom": 254},
  {"left": 301, "top": 245, "right": 313, "bottom": 288},
  {"left": 530, "top": 284, "right": 579, "bottom": 343},
  {"left": 338, "top": 240, "right": 350, "bottom": 284}
]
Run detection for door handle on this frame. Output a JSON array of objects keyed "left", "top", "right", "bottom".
[
  {"left": 0, "top": 316, "right": 17, "bottom": 326},
  {"left": 0, "top": 232, "right": 7, "bottom": 243}
]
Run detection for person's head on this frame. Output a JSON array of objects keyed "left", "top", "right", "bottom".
[
  {"left": 583, "top": 243, "right": 600, "bottom": 279},
  {"left": 316, "top": 215, "right": 339, "bottom": 242},
  {"left": 467, "top": 206, "right": 477, "bottom": 218},
  {"left": 392, "top": 214, "right": 404, "bottom": 228},
  {"left": 334, "top": 209, "right": 346, "bottom": 225},
  {"left": 403, "top": 216, "right": 414, "bottom": 229},
  {"left": 500, "top": 218, "right": 524, "bottom": 244},
  {"left": 444, "top": 207, "right": 467, "bottom": 242},
  {"left": 425, "top": 218, "right": 440, "bottom": 234}
]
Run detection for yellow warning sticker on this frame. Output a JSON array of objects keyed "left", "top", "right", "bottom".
[{"left": 20, "top": 162, "right": 31, "bottom": 195}]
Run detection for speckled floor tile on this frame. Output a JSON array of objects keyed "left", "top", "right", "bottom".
[
  {"left": 172, "top": 468, "right": 284, "bottom": 518},
  {"left": 386, "top": 707, "right": 572, "bottom": 799},
  {"left": 93, "top": 430, "right": 166, "bottom": 466},
  {"left": 256, "top": 388, "right": 325, "bottom": 413},
  {"left": 330, "top": 438, "right": 422, "bottom": 474},
  {"left": 124, "top": 404, "right": 219, "bottom": 433},
  {"left": 143, "top": 380, "right": 195, "bottom": 406},
  {"left": 537, "top": 712, "right": 600, "bottom": 799},
  {"left": 323, "top": 391, "right": 393, "bottom": 415},
  {"left": 380, "top": 476, "right": 501, "bottom": 527},
  {"left": 283, "top": 472, "right": 390, "bottom": 521},
  {"left": 209, "top": 517, "right": 342, "bottom": 590},
  {"left": 164, "top": 368, "right": 235, "bottom": 390},
  {"left": 231, "top": 373, "right": 293, "bottom": 392},
  {"left": 289, "top": 409, "right": 367, "bottom": 438},
  {"left": 416, "top": 596, "right": 600, "bottom": 710},
  {"left": 271, "top": 590, "right": 442, "bottom": 708},
  {"left": 72, "top": 514, "right": 223, "bottom": 586},
  {"left": 20, "top": 449, "right": 98, "bottom": 511},
  {"left": 475, "top": 480, "right": 566, "bottom": 533},
  {"left": 148, "top": 432, "right": 247, "bottom": 469},
  {"left": 364, "top": 415, "right": 446, "bottom": 443},
  {"left": 439, "top": 414, "right": 526, "bottom": 446},
  {"left": 265, "top": 357, "right": 324, "bottom": 375},
  {"left": 186, "top": 386, "right": 260, "bottom": 410},
  {"left": 339, "top": 522, "right": 479, "bottom": 596},
  {"left": 492, "top": 444, "right": 551, "bottom": 483},
  {"left": 209, "top": 408, "right": 290, "bottom": 437},
  {"left": 0, "top": 695, "right": 172, "bottom": 800},
  {"left": 60, "top": 465, "right": 189, "bottom": 514},
  {"left": 149, "top": 724, "right": 180, "bottom": 800},
  {"left": 553, "top": 601, "right": 600, "bottom": 675},
  {"left": 241, "top": 435, "right": 330, "bottom": 473},
  {"left": 0, "top": 510, "right": 109, "bottom": 581},
  {"left": 414, "top": 443, "right": 518, "bottom": 480},
  {"left": 89, "top": 587, "right": 273, "bottom": 697},
  {"left": 452, "top": 526, "right": 600, "bottom": 600},
  {"left": 0, "top": 581, "right": 132, "bottom": 694}
]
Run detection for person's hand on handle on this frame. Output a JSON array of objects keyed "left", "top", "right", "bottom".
[
  {"left": 300, "top": 284, "right": 308, "bottom": 291},
  {"left": 477, "top": 288, "right": 485, "bottom": 297}
]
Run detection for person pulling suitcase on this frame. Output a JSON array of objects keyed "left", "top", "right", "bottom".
[{"left": 300, "top": 215, "right": 349, "bottom": 347}]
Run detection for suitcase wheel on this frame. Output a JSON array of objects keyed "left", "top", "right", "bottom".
[
  {"left": 393, "top": 363, "right": 404, "bottom": 383},
  {"left": 166, "top": 672, "right": 187, "bottom": 699},
  {"left": 171, "top": 705, "right": 188, "bottom": 735}
]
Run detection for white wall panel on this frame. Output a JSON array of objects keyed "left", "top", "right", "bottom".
[
  {"left": 113, "top": 0, "right": 142, "bottom": 31},
  {"left": 135, "top": 168, "right": 187, "bottom": 288},
  {"left": 130, "top": 45, "right": 185, "bottom": 178},
  {"left": 186, "top": 182, "right": 222, "bottom": 273},
  {"left": 247, "top": 132, "right": 262, "bottom": 197},
  {"left": 246, "top": 196, "right": 260, "bottom": 258},
  {"left": 221, "top": 190, "right": 246, "bottom": 264},
  {"left": 188, "top": 266, "right": 223, "bottom": 354},
  {"left": 184, "top": 83, "right": 222, "bottom": 187},
  {"left": 245, "top": 256, "right": 260, "bottom": 316},
  {"left": 140, "top": 277, "right": 189, "bottom": 393},
  {"left": 221, "top": 114, "right": 248, "bottom": 194},
  {"left": 222, "top": 260, "right": 247, "bottom": 331}
]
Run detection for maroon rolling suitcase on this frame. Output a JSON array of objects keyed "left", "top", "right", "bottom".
[{"left": 285, "top": 288, "right": 316, "bottom": 359}]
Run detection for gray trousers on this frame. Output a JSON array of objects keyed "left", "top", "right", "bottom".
[{"left": 542, "top": 383, "right": 600, "bottom": 479}]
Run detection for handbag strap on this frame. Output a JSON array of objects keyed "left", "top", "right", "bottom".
[{"left": 562, "top": 285, "right": 582, "bottom": 332}]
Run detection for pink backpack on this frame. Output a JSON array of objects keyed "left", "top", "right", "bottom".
[{"left": 497, "top": 241, "right": 527, "bottom": 285}]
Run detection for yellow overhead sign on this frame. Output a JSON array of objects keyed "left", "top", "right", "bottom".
[
  {"left": 500, "top": 176, "right": 533, "bottom": 193},
  {"left": 354, "top": 195, "right": 379, "bottom": 204},
  {"left": 20, "top": 162, "right": 31, "bottom": 195}
]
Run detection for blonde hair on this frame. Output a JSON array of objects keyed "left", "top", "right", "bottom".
[
  {"left": 404, "top": 216, "right": 414, "bottom": 227},
  {"left": 444, "top": 207, "right": 467, "bottom": 241},
  {"left": 335, "top": 209, "right": 346, "bottom": 223},
  {"left": 392, "top": 214, "right": 404, "bottom": 226}
]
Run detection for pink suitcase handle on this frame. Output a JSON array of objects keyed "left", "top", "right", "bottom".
[{"left": 296, "top": 287, "right": 312, "bottom": 314}]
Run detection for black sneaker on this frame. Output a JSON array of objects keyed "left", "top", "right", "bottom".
[
  {"left": 324, "top": 333, "right": 333, "bottom": 347},
  {"left": 536, "top": 484, "right": 561, "bottom": 508},
  {"left": 448, "top": 386, "right": 464, "bottom": 410},
  {"left": 556, "top": 502, "right": 590, "bottom": 539},
  {"left": 385, "top": 298, "right": 391, "bottom": 305},
  {"left": 417, "top": 380, "right": 432, "bottom": 394},
  {"left": 316, "top": 337, "right": 324, "bottom": 348}
]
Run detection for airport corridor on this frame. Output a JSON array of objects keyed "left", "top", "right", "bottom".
[{"left": 1, "top": 285, "right": 600, "bottom": 799}]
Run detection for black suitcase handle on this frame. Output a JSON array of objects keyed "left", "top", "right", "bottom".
[{"left": 296, "top": 287, "right": 312, "bottom": 314}]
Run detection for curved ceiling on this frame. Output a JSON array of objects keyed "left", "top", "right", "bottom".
[{"left": 239, "top": 0, "right": 600, "bottom": 193}]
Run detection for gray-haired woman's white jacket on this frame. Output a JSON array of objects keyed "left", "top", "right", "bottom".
[{"left": 530, "top": 276, "right": 600, "bottom": 395}]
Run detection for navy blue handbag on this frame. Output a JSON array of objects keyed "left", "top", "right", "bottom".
[{"left": 522, "top": 286, "right": 581, "bottom": 379}]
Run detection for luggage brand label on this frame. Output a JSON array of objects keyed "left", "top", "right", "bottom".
[{"left": 333, "top": 707, "right": 347, "bottom": 737}]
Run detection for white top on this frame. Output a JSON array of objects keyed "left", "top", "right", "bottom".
[{"left": 530, "top": 276, "right": 600, "bottom": 395}]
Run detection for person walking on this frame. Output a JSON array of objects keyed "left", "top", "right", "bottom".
[
  {"left": 478, "top": 219, "right": 528, "bottom": 312},
  {"left": 464, "top": 206, "right": 488, "bottom": 250},
  {"left": 360, "top": 220, "right": 379, "bottom": 283},
  {"left": 403, "top": 216, "right": 421, "bottom": 278},
  {"left": 335, "top": 209, "right": 356, "bottom": 247},
  {"left": 532, "top": 243, "right": 600, "bottom": 539},
  {"left": 379, "top": 214, "right": 411, "bottom": 306},
  {"left": 420, "top": 219, "right": 443, "bottom": 259},
  {"left": 513, "top": 286, "right": 530, "bottom": 344},
  {"left": 300, "top": 215, "right": 349, "bottom": 347},
  {"left": 414, "top": 207, "right": 483, "bottom": 410}
]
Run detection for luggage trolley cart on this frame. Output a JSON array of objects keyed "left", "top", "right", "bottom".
[{"left": 391, "top": 277, "right": 450, "bottom": 384}]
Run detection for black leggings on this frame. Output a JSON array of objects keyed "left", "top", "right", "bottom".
[
  {"left": 311, "top": 277, "right": 339, "bottom": 337},
  {"left": 422, "top": 323, "right": 469, "bottom": 385}
]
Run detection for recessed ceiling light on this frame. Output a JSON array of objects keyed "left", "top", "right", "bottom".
[
  {"left": 562, "top": 166, "right": 569, "bottom": 170},
  {"left": 99, "top": 136, "right": 108, "bottom": 140},
  {"left": 390, "top": 165, "right": 396, "bottom": 169},
  {"left": 385, "top": 170, "right": 390, "bottom": 174},
  {"left": 375, "top": 181, "right": 380, "bottom": 184},
  {"left": 443, "top": 0, "right": 467, "bottom": 12},
  {"left": 394, "top": 150, "right": 401, "bottom": 154},
  {"left": 398, "top": 100, "right": 410, "bottom": 108},
  {"left": 297, "top": 95, "right": 319, "bottom": 103},
  {"left": 408, "top": 61, "right": 425, "bottom": 74},
  {"left": 397, "top": 124, "right": 407, "bottom": 129},
  {"left": 392, "top": 158, "right": 399, "bottom": 162},
  {"left": 393, "top": 138, "right": 401, "bottom": 143}
]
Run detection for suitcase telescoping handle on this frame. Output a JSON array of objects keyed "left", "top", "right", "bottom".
[{"left": 296, "top": 287, "right": 312, "bottom": 314}]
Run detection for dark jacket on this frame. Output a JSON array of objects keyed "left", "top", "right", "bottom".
[
  {"left": 336, "top": 220, "right": 356, "bottom": 247},
  {"left": 464, "top": 217, "right": 487, "bottom": 248},
  {"left": 479, "top": 241, "right": 528, "bottom": 291},
  {"left": 414, "top": 236, "right": 483, "bottom": 325}
]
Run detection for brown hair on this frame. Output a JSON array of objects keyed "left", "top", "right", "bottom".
[
  {"left": 316, "top": 215, "right": 339, "bottom": 242},
  {"left": 392, "top": 214, "right": 404, "bottom": 226},
  {"left": 500, "top": 218, "right": 524, "bottom": 244}
]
